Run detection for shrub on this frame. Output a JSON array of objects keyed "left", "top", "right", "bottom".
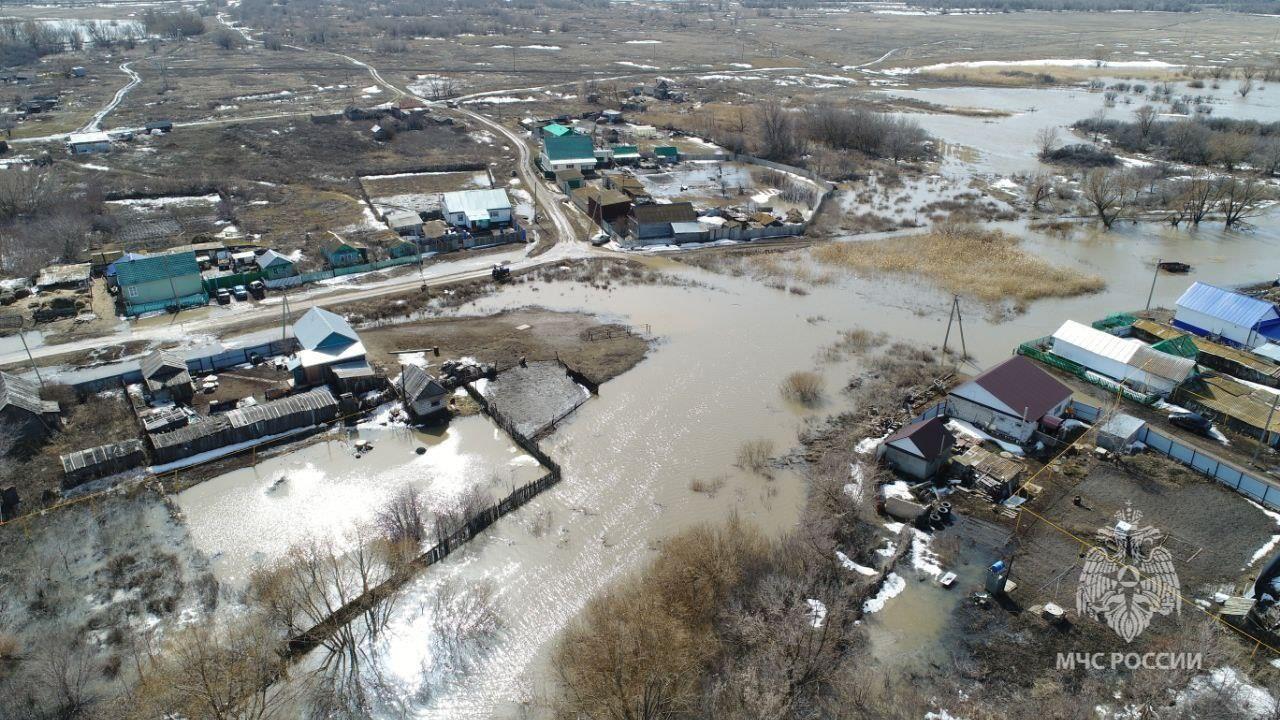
[
  {"left": 780, "top": 371, "right": 823, "bottom": 406},
  {"left": 736, "top": 439, "right": 774, "bottom": 474}
]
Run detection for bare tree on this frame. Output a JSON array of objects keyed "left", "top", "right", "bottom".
[
  {"left": 1170, "top": 176, "right": 1218, "bottom": 227},
  {"left": 375, "top": 486, "right": 426, "bottom": 566},
  {"left": 1218, "top": 176, "right": 1267, "bottom": 228},
  {"left": 1081, "top": 168, "right": 1127, "bottom": 229},
  {"left": 1090, "top": 45, "right": 1109, "bottom": 68},
  {"left": 1238, "top": 78, "right": 1254, "bottom": 99},
  {"left": 1209, "top": 132, "right": 1255, "bottom": 172},
  {"left": 756, "top": 101, "right": 803, "bottom": 162},
  {"left": 1253, "top": 138, "right": 1280, "bottom": 177},
  {"left": 1133, "top": 105, "right": 1158, "bottom": 144},
  {"left": 1034, "top": 126, "right": 1059, "bottom": 158},
  {"left": 1024, "top": 172, "right": 1054, "bottom": 211}
]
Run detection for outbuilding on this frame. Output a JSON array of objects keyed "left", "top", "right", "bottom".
[
  {"left": 879, "top": 416, "right": 955, "bottom": 480},
  {"left": 385, "top": 209, "right": 424, "bottom": 237},
  {"left": 0, "top": 371, "right": 60, "bottom": 452},
  {"left": 66, "top": 131, "right": 112, "bottom": 155},
  {"left": 1174, "top": 282, "right": 1280, "bottom": 350},
  {"left": 60, "top": 439, "right": 145, "bottom": 489},
  {"left": 947, "top": 356, "right": 1073, "bottom": 444},
  {"left": 1050, "top": 320, "right": 1195, "bottom": 396},
  {"left": 140, "top": 349, "right": 194, "bottom": 404},
  {"left": 401, "top": 364, "right": 448, "bottom": 419}
]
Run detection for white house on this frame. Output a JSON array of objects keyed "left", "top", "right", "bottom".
[
  {"left": 401, "top": 364, "right": 448, "bottom": 419},
  {"left": 441, "top": 189, "right": 514, "bottom": 231},
  {"left": 879, "top": 416, "right": 954, "bottom": 480},
  {"left": 66, "top": 131, "right": 111, "bottom": 155},
  {"left": 1174, "top": 282, "right": 1280, "bottom": 349},
  {"left": 947, "top": 356, "right": 1073, "bottom": 443},
  {"left": 1050, "top": 320, "right": 1195, "bottom": 396}
]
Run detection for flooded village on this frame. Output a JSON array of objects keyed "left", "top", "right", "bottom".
[{"left": 3, "top": 0, "right": 1280, "bottom": 718}]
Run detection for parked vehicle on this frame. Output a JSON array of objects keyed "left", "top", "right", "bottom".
[
  {"left": 247, "top": 280, "right": 266, "bottom": 299},
  {"left": 216, "top": 288, "right": 231, "bottom": 305},
  {"left": 1168, "top": 412, "right": 1213, "bottom": 436},
  {"left": 491, "top": 264, "right": 511, "bottom": 282},
  {"left": 232, "top": 285, "right": 248, "bottom": 301},
  {"left": 590, "top": 232, "right": 609, "bottom": 247}
]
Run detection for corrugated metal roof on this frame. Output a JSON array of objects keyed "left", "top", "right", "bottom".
[
  {"left": 115, "top": 251, "right": 200, "bottom": 287},
  {"left": 441, "top": 189, "right": 512, "bottom": 217},
  {"left": 950, "top": 356, "right": 1072, "bottom": 420},
  {"left": 225, "top": 387, "right": 336, "bottom": 428},
  {"left": 1052, "top": 320, "right": 1195, "bottom": 383},
  {"left": 255, "top": 249, "right": 293, "bottom": 268},
  {"left": 402, "top": 364, "right": 446, "bottom": 402},
  {"left": 543, "top": 134, "right": 596, "bottom": 163},
  {"left": 294, "top": 307, "right": 359, "bottom": 351},
  {"left": 0, "top": 370, "right": 57, "bottom": 416},
  {"left": 1176, "top": 282, "right": 1278, "bottom": 328},
  {"left": 542, "top": 123, "right": 572, "bottom": 137},
  {"left": 60, "top": 439, "right": 144, "bottom": 473},
  {"left": 632, "top": 202, "right": 697, "bottom": 224},
  {"left": 884, "top": 416, "right": 953, "bottom": 461}
]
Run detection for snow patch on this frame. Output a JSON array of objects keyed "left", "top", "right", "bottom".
[{"left": 863, "top": 572, "right": 906, "bottom": 614}]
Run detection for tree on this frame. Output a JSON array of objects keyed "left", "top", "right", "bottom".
[
  {"left": 1170, "top": 176, "right": 1218, "bottom": 227},
  {"left": 211, "top": 28, "right": 243, "bottom": 51},
  {"left": 1237, "top": 78, "right": 1254, "bottom": 98},
  {"left": 1091, "top": 45, "right": 1109, "bottom": 68},
  {"left": 1133, "top": 105, "right": 1158, "bottom": 144},
  {"left": 1024, "top": 172, "right": 1053, "bottom": 211},
  {"left": 756, "top": 101, "right": 802, "bottom": 162},
  {"left": 1252, "top": 137, "right": 1280, "bottom": 177},
  {"left": 1217, "top": 176, "right": 1266, "bottom": 228},
  {"left": 1165, "top": 120, "right": 1211, "bottom": 165},
  {"left": 1034, "top": 126, "right": 1059, "bottom": 158},
  {"left": 1208, "top": 132, "right": 1255, "bottom": 172},
  {"left": 1081, "top": 168, "right": 1126, "bottom": 229}
]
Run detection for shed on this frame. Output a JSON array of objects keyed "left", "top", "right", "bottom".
[
  {"left": 609, "top": 144, "right": 640, "bottom": 164},
  {"left": 385, "top": 209, "right": 424, "bottom": 237},
  {"left": 1173, "top": 282, "right": 1280, "bottom": 349},
  {"left": 36, "top": 263, "right": 91, "bottom": 290},
  {"left": 653, "top": 146, "right": 679, "bottom": 162},
  {"left": 1050, "top": 320, "right": 1195, "bottom": 395},
  {"left": 669, "top": 221, "right": 708, "bottom": 243},
  {"left": 947, "top": 356, "right": 1073, "bottom": 443},
  {"left": 626, "top": 202, "right": 697, "bottom": 244},
  {"left": 0, "top": 370, "right": 60, "bottom": 451},
  {"left": 880, "top": 416, "right": 955, "bottom": 480},
  {"left": 140, "top": 349, "right": 193, "bottom": 404},
  {"left": 541, "top": 123, "right": 573, "bottom": 138},
  {"left": 60, "top": 439, "right": 144, "bottom": 489},
  {"left": 67, "top": 131, "right": 111, "bottom": 155},
  {"left": 1096, "top": 414, "right": 1146, "bottom": 453},
  {"left": 401, "top": 364, "right": 448, "bottom": 419},
  {"left": 145, "top": 120, "right": 173, "bottom": 134},
  {"left": 149, "top": 387, "right": 338, "bottom": 464},
  {"left": 554, "top": 168, "right": 584, "bottom": 193}
]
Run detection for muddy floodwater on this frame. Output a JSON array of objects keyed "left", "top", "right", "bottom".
[
  {"left": 175, "top": 414, "right": 544, "bottom": 586},
  {"left": 331, "top": 198, "right": 1279, "bottom": 717}
]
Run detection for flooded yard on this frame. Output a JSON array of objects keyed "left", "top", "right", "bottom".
[{"left": 175, "top": 414, "right": 544, "bottom": 586}]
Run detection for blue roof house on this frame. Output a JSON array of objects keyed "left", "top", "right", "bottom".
[
  {"left": 1173, "top": 282, "right": 1280, "bottom": 349},
  {"left": 115, "top": 250, "right": 207, "bottom": 316}
]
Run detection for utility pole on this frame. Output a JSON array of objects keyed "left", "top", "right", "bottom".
[
  {"left": 942, "top": 295, "right": 967, "bottom": 361},
  {"left": 1253, "top": 391, "right": 1279, "bottom": 465},
  {"left": 17, "top": 321, "right": 43, "bottom": 388},
  {"left": 1145, "top": 258, "right": 1161, "bottom": 312}
]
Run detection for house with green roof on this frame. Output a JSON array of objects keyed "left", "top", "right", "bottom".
[
  {"left": 540, "top": 134, "right": 597, "bottom": 174},
  {"left": 653, "top": 146, "right": 679, "bottom": 163},
  {"left": 609, "top": 144, "right": 640, "bottom": 165},
  {"left": 115, "top": 250, "right": 207, "bottom": 316},
  {"left": 254, "top": 249, "right": 297, "bottom": 280},
  {"left": 541, "top": 123, "right": 573, "bottom": 139},
  {"left": 321, "top": 237, "right": 367, "bottom": 269}
]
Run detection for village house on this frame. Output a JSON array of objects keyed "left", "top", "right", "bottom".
[
  {"left": 626, "top": 202, "right": 698, "bottom": 244},
  {"left": 114, "top": 250, "right": 208, "bottom": 316},
  {"left": 653, "top": 146, "right": 679, "bottom": 163},
  {"left": 573, "top": 186, "right": 632, "bottom": 226},
  {"left": 946, "top": 356, "right": 1073, "bottom": 444},
  {"left": 254, "top": 249, "right": 297, "bottom": 280},
  {"left": 321, "top": 237, "right": 367, "bottom": 269},
  {"left": 1173, "top": 282, "right": 1280, "bottom": 350},
  {"left": 401, "top": 364, "right": 449, "bottom": 420},
  {"left": 66, "top": 131, "right": 111, "bottom": 155},
  {"left": 1049, "top": 320, "right": 1196, "bottom": 396},
  {"left": 385, "top": 209, "right": 424, "bottom": 237},
  {"left": 140, "top": 349, "right": 194, "bottom": 405},
  {"left": 609, "top": 145, "right": 641, "bottom": 165},
  {"left": 288, "top": 307, "right": 374, "bottom": 389},
  {"left": 0, "top": 371, "right": 60, "bottom": 453},
  {"left": 386, "top": 238, "right": 421, "bottom": 259},
  {"left": 442, "top": 189, "right": 514, "bottom": 231},
  {"left": 879, "top": 416, "right": 955, "bottom": 481},
  {"left": 540, "top": 134, "right": 597, "bottom": 174},
  {"left": 603, "top": 172, "right": 651, "bottom": 202}
]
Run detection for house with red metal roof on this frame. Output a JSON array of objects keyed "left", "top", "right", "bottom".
[{"left": 946, "top": 356, "right": 1073, "bottom": 443}]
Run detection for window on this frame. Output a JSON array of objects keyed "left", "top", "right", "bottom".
[{"left": 125, "top": 286, "right": 139, "bottom": 298}]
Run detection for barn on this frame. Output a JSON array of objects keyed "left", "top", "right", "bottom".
[
  {"left": 1049, "top": 320, "right": 1195, "bottom": 396},
  {"left": 1173, "top": 282, "right": 1280, "bottom": 350}
]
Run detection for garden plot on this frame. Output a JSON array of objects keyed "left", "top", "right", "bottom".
[
  {"left": 105, "top": 194, "right": 233, "bottom": 249},
  {"left": 361, "top": 170, "right": 492, "bottom": 218}
]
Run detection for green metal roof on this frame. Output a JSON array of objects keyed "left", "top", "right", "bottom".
[
  {"left": 653, "top": 146, "right": 678, "bottom": 157},
  {"left": 542, "top": 123, "right": 572, "bottom": 137},
  {"left": 115, "top": 251, "right": 200, "bottom": 286},
  {"left": 1151, "top": 335, "right": 1200, "bottom": 359},
  {"left": 544, "top": 134, "right": 596, "bottom": 162},
  {"left": 611, "top": 144, "right": 639, "bottom": 156}
]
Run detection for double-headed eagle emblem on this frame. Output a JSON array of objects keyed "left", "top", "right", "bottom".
[{"left": 1076, "top": 506, "right": 1181, "bottom": 642}]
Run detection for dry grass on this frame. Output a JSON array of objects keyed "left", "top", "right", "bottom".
[
  {"left": 810, "top": 224, "right": 1104, "bottom": 309},
  {"left": 780, "top": 371, "right": 824, "bottom": 407},
  {"left": 736, "top": 439, "right": 774, "bottom": 475},
  {"left": 689, "top": 475, "right": 728, "bottom": 497}
]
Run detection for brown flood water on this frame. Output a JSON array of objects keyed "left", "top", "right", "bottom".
[{"left": 173, "top": 208, "right": 1279, "bottom": 717}]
